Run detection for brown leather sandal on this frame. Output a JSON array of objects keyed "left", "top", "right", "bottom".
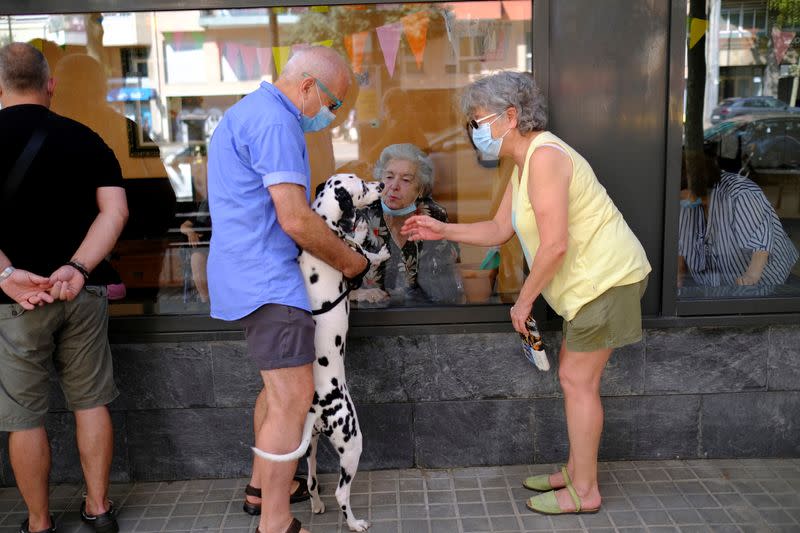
[
  {"left": 243, "top": 477, "right": 312, "bottom": 515},
  {"left": 254, "top": 517, "right": 302, "bottom": 533}
]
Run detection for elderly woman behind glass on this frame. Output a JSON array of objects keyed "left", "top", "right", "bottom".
[
  {"left": 351, "top": 143, "right": 463, "bottom": 305},
  {"left": 402, "top": 72, "right": 651, "bottom": 515}
]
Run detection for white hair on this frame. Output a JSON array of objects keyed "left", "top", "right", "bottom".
[{"left": 373, "top": 143, "right": 435, "bottom": 198}]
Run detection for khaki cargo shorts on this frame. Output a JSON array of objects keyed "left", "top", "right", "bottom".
[
  {"left": 562, "top": 276, "right": 649, "bottom": 353},
  {"left": 0, "top": 286, "right": 118, "bottom": 431}
]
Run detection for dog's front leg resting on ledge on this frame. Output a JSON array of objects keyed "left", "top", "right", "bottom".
[{"left": 251, "top": 412, "right": 317, "bottom": 462}]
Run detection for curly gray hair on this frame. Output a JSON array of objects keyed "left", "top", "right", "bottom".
[
  {"left": 460, "top": 71, "right": 547, "bottom": 134},
  {"left": 373, "top": 143, "right": 435, "bottom": 198}
]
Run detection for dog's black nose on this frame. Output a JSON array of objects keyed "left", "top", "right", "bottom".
[{"left": 377, "top": 182, "right": 385, "bottom": 191}]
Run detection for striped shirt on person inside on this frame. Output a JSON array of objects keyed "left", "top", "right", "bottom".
[{"left": 678, "top": 171, "right": 799, "bottom": 287}]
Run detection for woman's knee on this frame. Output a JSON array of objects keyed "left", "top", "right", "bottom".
[{"left": 558, "top": 361, "right": 600, "bottom": 395}]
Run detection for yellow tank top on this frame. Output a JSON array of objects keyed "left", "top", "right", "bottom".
[{"left": 511, "top": 131, "right": 651, "bottom": 321}]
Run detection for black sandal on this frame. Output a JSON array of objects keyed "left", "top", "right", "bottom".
[
  {"left": 19, "top": 516, "right": 56, "bottom": 533},
  {"left": 254, "top": 517, "right": 302, "bottom": 533},
  {"left": 79, "top": 501, "right": 119, "bottom": 533},
  {"left": 243, "top": 476, "right": 312, "bottom": 515}
]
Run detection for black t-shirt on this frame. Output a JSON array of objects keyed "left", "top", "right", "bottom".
[{"left": 0, "top": 104, "right": 124, "bottom": 303}]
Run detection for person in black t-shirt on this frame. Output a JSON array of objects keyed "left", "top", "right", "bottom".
[{"left": 0, "top": 43, "right": 128, "bottom": 533}]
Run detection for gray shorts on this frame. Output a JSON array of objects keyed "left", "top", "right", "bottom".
[
  {"left": 0, "top": 286, "right": 119, "bottom": 431},
  {"left": 239, "top": 304, "right": 316, "bottom": 370}
]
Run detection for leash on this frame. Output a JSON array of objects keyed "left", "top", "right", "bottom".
[{"left": 310, "top": 245, "right": 371, "bottom": 316}]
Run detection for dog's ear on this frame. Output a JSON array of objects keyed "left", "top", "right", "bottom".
[
  {"left": 314, "top": 181, "right": 326, "bottom": 200},
  {"left": 334, "top": 186, "right": 355, "bottom": 234}
]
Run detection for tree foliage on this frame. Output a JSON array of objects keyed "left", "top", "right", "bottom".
[{"left": 769, "top": 0, "right": 800, "bottom": 28}]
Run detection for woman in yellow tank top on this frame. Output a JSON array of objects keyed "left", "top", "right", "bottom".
[{"left": 402, "top": 71, "right": 651, "bottom": 516}]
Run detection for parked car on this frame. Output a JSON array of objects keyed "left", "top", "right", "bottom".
[
  {"left": 704, "top": 113, "right": 800, "bottom": 173},
  {"left": 710, "top": 96, "right": 798, "bottom": 124}
]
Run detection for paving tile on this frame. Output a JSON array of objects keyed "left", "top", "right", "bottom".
[
  {"left": 639, "top": 509, "right": 673, "bottom": 525},
  {"left": 429, "top": 519, "right": 459, "bottom": 533},
  {"left": 460, "top": 516, "right": 490, "bottom": 532}
]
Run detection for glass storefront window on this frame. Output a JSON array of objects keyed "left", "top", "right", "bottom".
[
  {"left": 679, "top": 0, "right": 800, "bottom": 302},
  {"left": 0, "top": 2, "right": 533, "bottom": 316}
]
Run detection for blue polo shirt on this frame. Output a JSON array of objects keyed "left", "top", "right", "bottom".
[{"left": 207, "top": 81, "right": 311, "bottom": 320}]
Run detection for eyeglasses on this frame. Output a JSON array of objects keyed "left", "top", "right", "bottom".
[
  {"left": 303, "top": 72, "right": 343, "bottom": 111},
  {"left": 467, "top": 112, "right": 500, "bottom": 131}
]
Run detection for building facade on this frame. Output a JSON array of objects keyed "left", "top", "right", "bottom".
[{"left": 0, "top": 0, "right": 798, "bottom": 483}]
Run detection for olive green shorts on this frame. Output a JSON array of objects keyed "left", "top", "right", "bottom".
[
  {"left": 562, "top": 276, "right": 649, "bottom": 353},
  {"left": 0, "top": 286, "right": 118, "bottom": 431}
]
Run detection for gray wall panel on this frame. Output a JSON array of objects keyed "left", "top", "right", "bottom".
[{"left": 548, "top": 0, "right": 671, "bottom": 316}]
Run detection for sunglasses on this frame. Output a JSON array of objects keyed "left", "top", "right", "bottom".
[
  {"left": 467, "top": 112, "right": 500, "bottom": 131},
  {"left": 303, "top": 71, "right": 343, "bottom": 111}
]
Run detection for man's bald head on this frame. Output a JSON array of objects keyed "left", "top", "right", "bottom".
[
  {"left": 280, "top": 46, "right": 351, "bottom": 101},
  {"left": 0, "top": 42, "right": 50, "bottom": 95}
]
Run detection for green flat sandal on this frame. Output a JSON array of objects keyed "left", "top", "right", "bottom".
[
  {"left": 526, "top": 483, "right": 600, "bottom": 515},
  {"left": 523, "top": 465, "right": 570, "bottom": 492}
]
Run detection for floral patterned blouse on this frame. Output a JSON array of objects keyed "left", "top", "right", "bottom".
[{"left": 356, "top": 197, "right": 464, "bottom": 305}]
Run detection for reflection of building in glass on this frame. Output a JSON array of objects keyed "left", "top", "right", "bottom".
[{"left": 714, "top": 1, "right": 800, "bottom": 106}]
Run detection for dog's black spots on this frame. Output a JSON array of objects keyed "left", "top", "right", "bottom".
[
  {"left": 332, "top": 420, "right": 338, "bottom": 428},
  {"left": 334, "top": 187, "right": 356, "bottom": 233},
  {"left": 338, "top": 281, "right": 345, "bottom": 293},
  {"left": 331, "top": 377, "right": 339, "bottom": 387},
  {"left": 318, "top": 356, "right": 329, "bottom": 367},
  {"left": 334, "top": 179, "right": 341, "bottom": 185},
  {"left": 338, "top": 447, "right": 344, "bottom": 454},
  {"left": 317, "top": 300, "right": 334, "bottom": 314},
  {"left": 342, "top": 505, "right": 347, "bottom": 511},
  {"left": 339, "top": 468, "right": 352, "bottom": 488},
  {"left": 337, "top": 417, "right": 343, "bottom": 426},
  {"left": 318, "top": 386, "right": 343, "bottom": 407},
  {"left": 310, "top": 273, "right": 319, "bottom": 284},
  {"left": 335, "top": 335, "right": 342, "bottom": 347},
  {"left": 310, "top": 476, "right": 317, "bottom": 491},
  {"left": 321, "top": 215, "right": 327, "bottom": 221},
  {"left": 312, "top": 392, "right": 319, "bottom": 405}
]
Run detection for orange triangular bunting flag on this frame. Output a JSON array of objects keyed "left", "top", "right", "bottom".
[
  {"left": 345, "top": 31, "right": 369, "bottom": 74},
  {"left": 402, "top": 11, "right": 429, "bottom": 69}
]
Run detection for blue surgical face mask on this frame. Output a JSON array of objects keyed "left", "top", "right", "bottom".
[
  {"left": 680, "top": 197, "right": 703, "bottom": 209},
  {"left": 470, "top": 113, "right": 511, "bottom": 158},
  {"left": 300, "top": 83, "right": 336, "bottom": 132},
  {"left": 381, "top": 199, "right": 417, "bottom": 216}
]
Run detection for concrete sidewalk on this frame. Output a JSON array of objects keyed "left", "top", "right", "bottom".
[{"left": 1, "top": 458, "right": 798, "bottom": 533}]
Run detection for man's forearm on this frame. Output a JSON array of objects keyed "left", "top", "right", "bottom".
[
  {"left": 70, "top": 210, "right": 127, "bottom": 272},
  {"left": 286, "top": 210, "right": 366, "bottom": 278}
]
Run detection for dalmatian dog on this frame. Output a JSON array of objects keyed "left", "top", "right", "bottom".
[{"left": 253, "top": 174, "right": 389, "bottom": 532}]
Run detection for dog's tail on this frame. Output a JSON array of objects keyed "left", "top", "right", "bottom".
[{"left": 251, "top": 412, "right": 316, "bottom": 462}]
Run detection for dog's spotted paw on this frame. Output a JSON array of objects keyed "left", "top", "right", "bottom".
[
  {"left": 311, "top": 498, "right": 325, "bottom": 514},
  {"left": 346, "top": 518, "right": 370, "bottom": 531},
  {"left": 366, "top": 245, "right": 390, "bottom": 265}
]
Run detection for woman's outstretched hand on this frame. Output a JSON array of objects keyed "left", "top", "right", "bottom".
[{"left": 401, "top": 215, "right": 446, "bottom": 241}]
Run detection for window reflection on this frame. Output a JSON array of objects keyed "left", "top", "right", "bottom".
[
  {"left": 1, "top": 2, "right": 532, "bottom": 315},
  {"left": 680, "top": 0, "right": 800, "bottom": 299}
]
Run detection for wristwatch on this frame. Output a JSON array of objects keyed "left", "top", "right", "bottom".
[{"left": 0, "top": 266, "right": 15, "bottom": 284}]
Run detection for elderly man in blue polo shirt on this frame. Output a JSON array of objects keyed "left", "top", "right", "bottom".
[{"left": 207, "top": 46, "right": 366, "bottom": 533}]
